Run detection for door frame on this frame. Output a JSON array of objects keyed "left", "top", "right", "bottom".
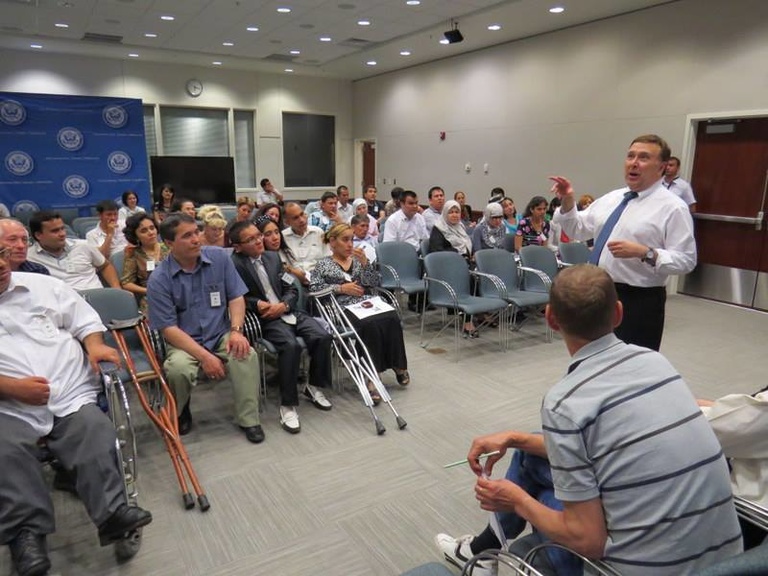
[
  {"left": 675, "top": 108, "right": 768, "bottom": 299},
  {"left": 353, "top": 137, "right": 376, "bottom": 200}
]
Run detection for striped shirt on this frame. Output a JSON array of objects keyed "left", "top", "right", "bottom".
[{"left": 542, "top": 334, "right": 742, "bottom": 575}]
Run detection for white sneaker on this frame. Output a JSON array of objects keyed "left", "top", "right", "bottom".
[
  {"left": 279, "top": 406, "right": 301, "bottom": 434},
  {"left": 434, "top": 533, "right": 497, "bottom": 576},
  {"left": 303, "top": 384, "right": 332, "bottom": 411}
]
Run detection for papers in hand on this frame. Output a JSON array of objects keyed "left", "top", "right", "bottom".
[{"left": 346, "top": 295, "right": 394, "bottom": 319}]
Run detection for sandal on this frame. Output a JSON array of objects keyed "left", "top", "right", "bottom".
[
  {"left": 395, "top": 369, "right": 410, "bottom": 386},
  {"left": 367, "top": 382, "right": 382, "bottom": 406}
]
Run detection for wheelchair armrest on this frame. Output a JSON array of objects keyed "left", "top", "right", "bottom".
[
  {"left": 98, "top": 361, "right": 120, "bottom": 374},
  {"left": 734, "top": 495, "right": 768, "bottom": 532},
  {"left": 523, "top": 543, "right": 621, "bottom": 576},
  {"left": 107, "top": 317, "right": 142, "bottom": 330}
]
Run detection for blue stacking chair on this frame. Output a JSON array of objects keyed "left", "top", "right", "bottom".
[{"left": 559, "top": 241, "right": 591, "bottom": 265}]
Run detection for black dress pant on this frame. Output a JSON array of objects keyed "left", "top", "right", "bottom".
[
  {"left": 614, "top": 283, "right": 666, "bottom": 351},
  {"left": 261, "top": 313, "right": 333, "bottom": 406}
]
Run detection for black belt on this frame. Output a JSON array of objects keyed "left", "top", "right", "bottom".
[{"left": 614, "top": 282, "right": 665, "bottom": 293}]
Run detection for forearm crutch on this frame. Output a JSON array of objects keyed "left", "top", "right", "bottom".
[
  {"left": 310, "top": 288, "right": 407, "bottom": 435},
  {"left": 107, "top": 317, "right": 210, "bottom": 512}
]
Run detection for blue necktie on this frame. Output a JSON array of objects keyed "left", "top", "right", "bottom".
[{"left": 589, "top": 191, "right": 638, "bottom": 265}]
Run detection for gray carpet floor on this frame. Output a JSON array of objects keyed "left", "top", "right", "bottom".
[{"left": 1, "top": 294, "right": 764, "bottom": 575}]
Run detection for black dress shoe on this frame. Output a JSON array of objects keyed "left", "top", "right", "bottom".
[
  {"left": 9, "top": 529, "right": 50, "bottom": 576},
  {"left": 240, "top": 425, "right": 265, "bottom": 444},
  {"left": 98, "top": 504, "right": 153, "bottom": 546},
  {"left": 178, "top": 401, "right": 192, "bottom": 436}
]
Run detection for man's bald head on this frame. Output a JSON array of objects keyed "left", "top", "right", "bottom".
[{"left": 548, "top": 264, "right": 619, "bottom": 341}]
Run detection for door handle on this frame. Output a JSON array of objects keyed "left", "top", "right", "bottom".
[
  {"left": 694, "top": 213, "right": 762, "bottom": 224},
  {"left": 759, "top": 170, "right": 768, "bottom": 231}
]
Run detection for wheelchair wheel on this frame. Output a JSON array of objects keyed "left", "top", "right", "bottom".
[{"left": 114, "top": 527, "right": 143, "bottom": 561}]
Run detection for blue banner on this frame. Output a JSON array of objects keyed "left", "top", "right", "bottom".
[{"left": 0, "top": 92, "right": 149, "bottom": 219}]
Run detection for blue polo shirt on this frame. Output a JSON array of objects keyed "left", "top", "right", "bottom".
[{"left": 147, "top": 246, "right": 247, "bottom": 351}]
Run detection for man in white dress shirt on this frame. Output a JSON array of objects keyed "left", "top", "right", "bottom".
[
  {"left": 282, "top": 202, "right": 328, "bottom": 278},
  {"left": 27, "top": 211, "right": 120, "bottom": 291},
  {"left": 256, "top": 178, "right": 284, "bottom": 206},
  {"left": 662, "top": 156, "right": 697, "bottom": 212},
  {"left": 422, "top": 186, "right": 446, "bottom": 234},
  {"left": 382, "top": 190, "right": 428, "bottom": 251},
  {"left": 336, "top": 185, "right": 354, "bottom": 223},
  {"left": 551, "top": 134, "right": 696, "bottom": 351},
  {"left": 86, "top": 199, "right": 129, "bottom": 258},
  {"left": 0, "top": 244, "right": 151, "bottom": 576}
]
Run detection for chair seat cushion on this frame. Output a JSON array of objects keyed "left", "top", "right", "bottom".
[
  {"left": 431, "top": 295, "right": 507, "bottom": 315},
  {"left": 506, "top": 291, "right": 550, "bottom": 308}
]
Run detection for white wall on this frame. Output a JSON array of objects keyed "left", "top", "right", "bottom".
[
  {"left": 352, "top": 0, "right": 768, "bottom": 211},
  {"left": 0, "top": 52, "right": 354, "bottom": 201}
]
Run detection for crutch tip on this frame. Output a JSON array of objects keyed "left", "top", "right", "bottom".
[
  {"left": 182, "top": 493, "right": 195, "bottom": 510},
  {"left": 198, "top": 494, "right": 211, "bottom": 512},
  {"left": 375, "top": 421, "right": 387, "bottom": 435},
  {"left": 396, "top": 416, "right": 408, "bottom": 430}
]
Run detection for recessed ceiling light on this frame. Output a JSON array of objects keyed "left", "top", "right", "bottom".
[
  {"left": 30, "top": 43, "right": 43, "bottom": 49},
  {"left": 144, "top": 33, "right": 157, "bottom": 38},
  {"left": 319, "top": 36, "right": 332, "bottom": 42},
  {"left": 160, "top": 15, "right": 174, "bottom": 21},
  {"left": 289, "top": 49, "right": 301, "bottom": 55},
  {"left": 55, "top": 23, "right": 69, "bottom": 28},
  {"left": 366, "top": 60, "right": 377, "bottom": 66},
  {"left": 549, "top": 6, "right": 565, "bottom": 13},
  {"left": 285, "top": 68, "right": 294, "bottom": 73},
  {"left": 212, "top": 61, "right": 222, "bottom": 65},
  {"left": 406, "top": 0, "right": 420, "bottom": 5},
  {"left": 277, "top": 7, "right": 291, "bottom": 13},
  {"left": 487, "top": 24, "right": 501, "bottom": 31},
  {"left": 128, "top": 53, "right": 139, "bottom": 58},
  {"left": 399, "top": 50, "right": 411, "bottom": 56},
  {"left": 439, "top": 38, "right": 449, "bottom": 45},
  {"left": 222, "top": 41, "right": 234, "bottom": 46},
  {"left": 246, "top": 26, "right": 259, "bottom": 32},
  {"left": 357, "top": 20, "right": 370, "bottom": 26}
]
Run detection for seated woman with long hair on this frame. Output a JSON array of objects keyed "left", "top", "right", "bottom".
[
  {"left": 253, "top": 215, "right": 308, "bottom": 286},
  {"left": 197, "top": 205, "right": 228, "bottom": 247},
  {"left": 310, "top": 223, "right": 409, "bottom": 403},
  {"left": 121, "top": 213, "right": 170, "bottom": 312},
  {"left": 256, "top": 202, "right": 284, "bottom": 229},
  {"left": 515, "top": 195, "right": 551, "bottom": 252},
  {"left": 429, "top": 200, "right": 479, "bottom": 337}
]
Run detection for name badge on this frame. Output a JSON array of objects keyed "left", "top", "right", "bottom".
[
  {"left": 65, "top": 259, "right": 76, "bottom": 273},
  {"left": 146, "top": 260, "right": 156, "bottom": 272},
  {"left": 281, "top": 272, "right": 294, "bottom": 285},
  {"left": 210, "top": 291, "right": 222, "bottom": 307}
]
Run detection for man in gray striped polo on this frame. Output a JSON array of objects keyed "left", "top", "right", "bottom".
[{"left": 438, "top": 264, "right": 741, "bottom": 575}]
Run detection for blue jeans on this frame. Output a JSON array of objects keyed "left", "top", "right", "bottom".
[{"left": 498, "top": 450, "right": 583, "bottom": 575}]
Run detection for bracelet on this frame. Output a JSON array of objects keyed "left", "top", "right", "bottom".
[{"left": 230, "top": 325, "right": 243, "bottom": 333}]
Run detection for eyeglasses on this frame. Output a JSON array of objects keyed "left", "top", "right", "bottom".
[{"left": 237, "top": 234, "right": 263, "bottom": 245}]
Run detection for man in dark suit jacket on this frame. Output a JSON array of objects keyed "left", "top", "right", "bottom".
[{"left": 229, "top": 220, "right": 333, "bottom": 434}]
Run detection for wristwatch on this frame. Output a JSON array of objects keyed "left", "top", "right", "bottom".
[
  {"left": 642, "top": 248, "right": 657, "bottom": 266},
  {"left": 230, "top": 325, "right": 243, "bottom": 333}
]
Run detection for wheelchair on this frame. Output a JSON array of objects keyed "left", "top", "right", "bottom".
[
  {"left": 309, "top": 286, "right": 407, "bottom": 435},
  {"left": 38, "top": 361, "right": 143, "bottom": 562}
]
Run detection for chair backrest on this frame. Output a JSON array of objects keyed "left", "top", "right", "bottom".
[
  {"left": 72, "top": 216, "right": 100, "bottom": 238},
  {"left": 502, "top": 234, "right": 516, "bottom": 252},
  {"left": 377, "top": 241, "right": 421, "bottom": 285},
  {"left": 420, "top": 237, "right": 430, "bottom": 257},
  {"left": 218, "top": 206, "right": 237, "bottom": 222},
  {"left": 559, "top": 241, "right": 591, "bottom": 265},
  {"left": 474, "top": 248, "right": 521, "bottom": 295},
  {"left": 64, "top": 224, "right": 79, "bottom": 239},
  {"left": 57, "top": 207, "right": 80, "bottom": 226},
  {"left": 80, "top": 288, "right": 142, "bottom": 349},
  {"left": 520, "top": 245, "right": 559, "bottom": 289},
  {"left": 110, "top": 250, "right": 125, "bottom": 277},
  {"left": 423, "top": 251, "right": 471, "bottom": 302}
]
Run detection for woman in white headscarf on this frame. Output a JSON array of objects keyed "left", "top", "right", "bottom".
[
  {"left": 429, "top": 200, "right": 479, "bottom": 337},
  {"left": 352, "top": 197, "right": 379, "bottom": 238},
  {"left": 472, "top": 203, "right": 506, "bottom": 252}
]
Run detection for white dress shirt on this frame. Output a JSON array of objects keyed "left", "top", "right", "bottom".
[
  {"left": 554, "top": 180, "right": 696, "bottom": 286},
  {"left": 27, "top": 240, "right": 106, "bottom": 290},
  {"left": 422, "top": 207, "right": 441, "bottom": 233},
  {"left": 663, "top": 177, "right": 697, "bottom": 206},
  {"left": 256, "top": 189, "right": 282, "bottom": 206},
  {"left": 282, "top": 225, "right": 329, "bottom": 275},
  {"left": 0, "top": 273, "right": 106, "bottom": 435},
  {"left": 381, "top": 209, "right": 428, "bottom": 249},
  {"left": 337, "top": 202, "right": 354, "bottom": 223},
  {"left": 702, "top": 391, "right": 768, "bottom": 507},
  {"left": 86, "top": 224, "right": 129, "bottom": 257}
]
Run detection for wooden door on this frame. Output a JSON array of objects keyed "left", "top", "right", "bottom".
[
  {"left": 362, "top": 141, "right": 376, "bottom": 192},
  {"left": 680, "top": 117, "right": 768, "bottom": 308}
]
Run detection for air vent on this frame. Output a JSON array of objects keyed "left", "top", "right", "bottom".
[
  {"left": 82, "top": 32, "right": 124, "bottom": 44},
  {"left": 338, "top": 37, "right": 374, "bottom": 48},
  {"left": 263, "top": 53, "right": 296, "bottom": 62}
]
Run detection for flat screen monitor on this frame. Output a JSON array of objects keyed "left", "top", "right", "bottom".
[{"left": 150, "top": 156, "right": 236, "bottom": 206}]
